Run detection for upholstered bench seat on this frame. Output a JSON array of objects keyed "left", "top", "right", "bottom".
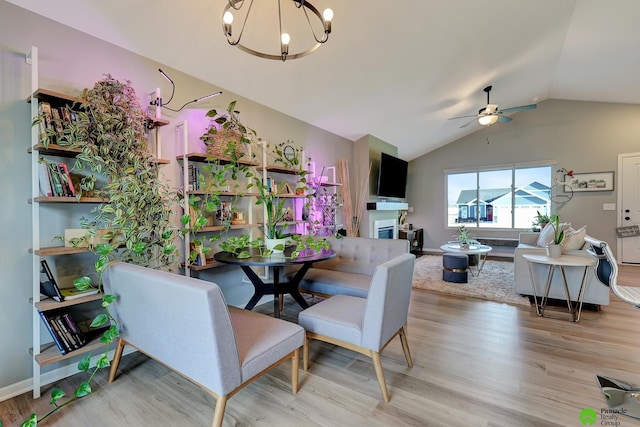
[
  {"left": 298, "top": 268, "right": 371, "bottom": 298},
  {"left": 286, "top": 236, "right": 410, "bottom": 298}
]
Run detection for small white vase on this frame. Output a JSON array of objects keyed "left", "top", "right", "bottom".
[
  {"left": 265, "top": 238, "right": 286, "bottom": 254},
  {"left": 547, "top": 244, "right": 562, "bottom": 258}
]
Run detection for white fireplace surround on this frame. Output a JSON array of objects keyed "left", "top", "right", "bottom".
[{"left": 373, "top": 219, "right": 398, "bottom": 239}]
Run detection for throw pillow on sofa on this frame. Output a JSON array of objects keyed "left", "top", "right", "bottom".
[{"left": 562, "top": 225, "right": 587, "bottom": 251}]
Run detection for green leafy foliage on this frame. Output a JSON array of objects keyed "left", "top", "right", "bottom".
[
  {"left": 550, "top": 214, "right": 565, "bottom": 244},
  {"left": 19, "top": 75, "right": 180, "bottom": 425},
  {"left": 49, "top": 388, "right": 66, "bottom": 405},
  {"left": 21, "top": 414, "right": 37, "bottom": 427},
  {"left": 72, "top": 276, "right": 92, "bottom": 291},
  {"left": 74, "top": 382, "right": 91, "bottom": 398}
]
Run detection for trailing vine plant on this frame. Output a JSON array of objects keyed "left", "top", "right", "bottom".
[
  {"left": 179, "top": 101, "right": 259, "bottom": 265},
  {"left": 17, "top": 75, "right": 179, "bottom": 426}
]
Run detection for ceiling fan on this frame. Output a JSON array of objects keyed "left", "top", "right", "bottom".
[{"left": 448, "top": 85, "right": 537, "bottom": 128}]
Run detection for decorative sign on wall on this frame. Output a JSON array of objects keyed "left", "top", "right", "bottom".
[
  {"left": 564, "top": 171, "right": 614, "bottom": 192},
  {"left": 617, "top": 225, "right": 640, "bottom": 238}
]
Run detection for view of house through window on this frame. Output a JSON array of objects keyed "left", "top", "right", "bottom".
[{"left": 447, "top": 164, "right": 552, "bottom": 229}]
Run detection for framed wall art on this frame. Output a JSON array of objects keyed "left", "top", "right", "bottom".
[{"left": 564, "top": 171, "right": 614, "bottom": 192}]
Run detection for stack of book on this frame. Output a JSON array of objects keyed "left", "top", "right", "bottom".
[
  {"left": 38, "top": 159, "right": 76, "bottom": 197},
  {"left": 38, "top": 310, "right": 87, "bottom": 355},
  {"left": 38, "top": 259, "right": 103, "bottom": 355},
  {"left": 38, "top": 101, "right": 79, "bottom": 144}
]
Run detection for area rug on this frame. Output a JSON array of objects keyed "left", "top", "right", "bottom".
[{"left": 412, "top": 255, "right": 531, "bottom": 306}]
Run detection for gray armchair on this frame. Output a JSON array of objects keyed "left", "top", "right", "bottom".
[
  {"left": 298, "top": 253, "right": 416, "bottom": 402},
  {"left": 103, "top": 262, "right": 304, "bottom": 427}
]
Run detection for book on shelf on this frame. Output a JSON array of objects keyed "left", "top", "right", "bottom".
[
  {"left": 38, "top": 309, "right": 88, "bottom": 354},
  {"left": 47, "top": 162, "right": 64, "bottom": 197},
  {"left": 186, "top": 164, "right": 202, "bottom": 191},
  {"left": 59, "top": 287, "right": 99, "bottom": 300},
  {"left": 38, "top": 310, "right": 68, "bottom": 355},
  {"left": 39, "top": 259, "right": 64, "bottom": 302},
  {"left": 37, "top": 160, "right": 53, "bottom": 197},
  {"left": 57, "top": 163, "right": 76, "bottom": 197},
  {"left": 38, "top": 101, "right": 53, "bottom": 143},
  {"left": 52, "top": 315, "right": 79, "bottom": 351},
  {"left": 59, "top": 106, "right": 73, "bottom": 129},
  {"left": 61, "top": 312, "right": 87, "bottom": 346},
  {"left": 38, "top": 159, "right": 76, "bottom": 197},
  {"left": 50, "top": 107, "right": 64, "bottom": 135}
]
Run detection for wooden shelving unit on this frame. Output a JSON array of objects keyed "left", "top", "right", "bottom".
[
  {"left": 31, "top": 246, "right": 90, "bottom": 256},
  {"left": 32, "top": 336, "right": 107, "bottom": 366},
  {"left": 177, "top": 152, "right": 260, "bottom": 167},
  {"left": 26, "top": 46, "right": 171, "bottom": 397},
  {"left": 30, "top": 196, "right": 107, "bottom": 203},
  {"left": 175, "top": 123, "right": 261, "bottom": 278},
  {"left": 29, "top": 143, "right": 169, "bottom": 164}
]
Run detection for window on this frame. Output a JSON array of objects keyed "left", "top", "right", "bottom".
[{"left": 446, "top": 164, "right": 552, "bottom": 230}]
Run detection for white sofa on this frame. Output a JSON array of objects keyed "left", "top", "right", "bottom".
[{"left": 514, "top": 232, "right": 610, "bottom": 306}]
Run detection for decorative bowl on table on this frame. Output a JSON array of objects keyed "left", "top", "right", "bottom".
[{"left": 447, "top": 241, "right": 479, "bottom": 250}]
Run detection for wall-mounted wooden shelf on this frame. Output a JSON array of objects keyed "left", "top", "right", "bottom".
[{"left": 178, "top": 152, "right": 260, "bottom": 167}]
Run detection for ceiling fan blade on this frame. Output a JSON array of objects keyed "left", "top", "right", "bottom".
[
  {"left": 459, "top": 118, "right": 478, "bottom": 128},
  {"left": 500, "top": 104, "right": 537, "bottom": 114},
  {"left": 448, "top": 114, "right": 478, "bottom": 120},
  {"left": 498, "top": 115, "right": 512, "bottom": 123}
]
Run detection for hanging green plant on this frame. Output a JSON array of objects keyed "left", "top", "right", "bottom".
[
  {"left": 22, "top": 75, "right": 179, "bottom": 426},
  {"left": 200, "top": 100, "right": 257, "bottom": 160}
]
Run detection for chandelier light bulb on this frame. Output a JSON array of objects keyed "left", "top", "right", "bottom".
[
  {"left": 281, "top": 33, "right": 291, "bottom": 45},
  {"left": 323, "top": 8, "right": 333, "bottom": 21},
  {"left": 223, "top": 11, "right": 234, "bottom": 25}
]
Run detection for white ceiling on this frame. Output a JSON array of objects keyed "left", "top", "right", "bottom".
[{"left": 8, "top": 0, "right": 640, "bottom": 160}]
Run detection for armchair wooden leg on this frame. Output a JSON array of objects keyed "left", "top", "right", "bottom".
[
  {"left": 211, "top": 395, "right": 228, "bottom": 427},
  {"left": 303, "top": 333, "right": 310, "bottom": 371},
  {"left": 399, "top": 326, "right": 413, "bottom": 368},
  {"left": 371, "top": 351, "right": 390, "bottom": 403},
  {"left": 108, "top": 338, "right": 126, "bottom": 383},
  {"left": 292, "top": 348, "right": 300, "bottom": 394}
]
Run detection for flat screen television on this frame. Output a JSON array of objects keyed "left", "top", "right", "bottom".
[{"left": 377, "top": 152, "right": 408, "bottom": 199}]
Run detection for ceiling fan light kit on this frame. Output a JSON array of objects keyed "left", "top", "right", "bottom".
[
  {"left": 222, "top": 0, "right": 333, "bottom": 62},
  {"left": 478, "top": 114, "right": 499, "bottom": 126},
  {"left": 449, "top": 85, "right": 537, "bottom": 128}
]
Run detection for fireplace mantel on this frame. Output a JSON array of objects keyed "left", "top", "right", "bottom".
[{"left": 366, "top": 202, "right": 409, "bottom": 211}]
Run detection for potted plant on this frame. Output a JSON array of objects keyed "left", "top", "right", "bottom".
[
  {"left": 455, "top": 225, "right": 479, "bottom": 249},
  {"left": 532, "top": 210, "right": 551, "bottom": 230},
  {"left": 252, "top": 178, "right": 292, "bottom": 253},
  {"left": 547, "top": 214, "right": 564, "bottom": 258},
  {"left": 200, "top": 100, "right": 257, "bottom": 159}
]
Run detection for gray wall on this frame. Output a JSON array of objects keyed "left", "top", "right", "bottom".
[
  {"left": 407, "top": 98, "right": 640, "bottom": 252},
  {"left": 0, "top": 1, "right": 352, "bottom": 396}
]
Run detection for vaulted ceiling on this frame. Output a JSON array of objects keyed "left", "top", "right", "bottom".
[{"left": 8, "top": 0, "right": 640, "bottom": 160}]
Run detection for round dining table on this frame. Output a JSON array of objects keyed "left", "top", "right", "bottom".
[{"left": 214, "top": 247, "right": 336, "bottom": 318}]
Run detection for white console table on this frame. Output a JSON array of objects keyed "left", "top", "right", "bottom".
[{"left": 523, "top": 253, "right": 595, "bottom": 322}]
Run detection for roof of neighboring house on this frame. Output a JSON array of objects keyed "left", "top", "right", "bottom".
[
  {"left": 456, "top": 188, "right": 511, "bottom": 205},
  {"left": 456, "top": 182, "right": 551, "bottom": 205}
]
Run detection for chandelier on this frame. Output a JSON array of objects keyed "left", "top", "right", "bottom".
[{"left": 222, "top": 0, "right": 333, "bottom": 62}]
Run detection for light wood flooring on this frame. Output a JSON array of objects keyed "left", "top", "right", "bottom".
[{"left": 2, "top": 264, "right": 640, "bottom": 427}]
